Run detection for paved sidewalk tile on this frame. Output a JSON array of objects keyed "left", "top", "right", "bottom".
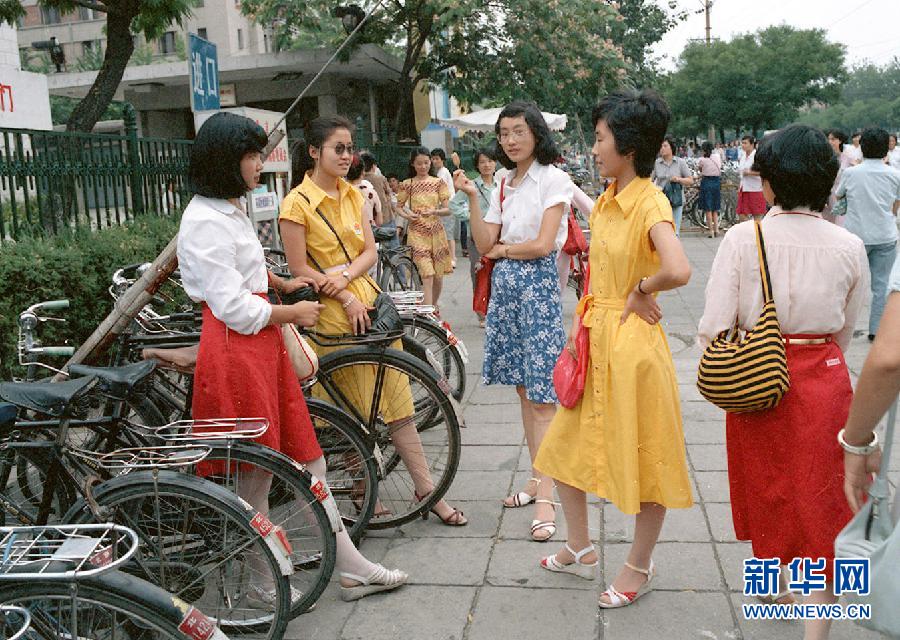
[
  {"left": 603, "top": 542, "right": 722, "bottom": 591},
  {"left": 683, "top": 419, "right": 726, "bottom": 444},
  {"left": 467, "top": 586, "right": 598, "bottom": 640},
  {"left": 381, "top": 537, "right": 493, "bottom": 586},
  {"left": 694, "top": 471, "right": 732, "bottom": 503},
  {"left": 716, "top": 542, "right": 755, "bottom": 592},
  {"left": 383, "top": 500, "right": 503, "bottom": 539},
  {"left": 443, "top": 470, "right": 515, "bottom": 501},
  {"left": 600, "top": 592, "right": 737, "bottom": 640},
  {"left": 486, "top": 539, "right": 598, "bottom": 590},
  {"left": 285, "top": 583, "right": 348, "bottom": 640},
  {"left": 498, "top": 499, "right": 601, "bottom": 541},
  {"left": 458, "top": 445, "right": 521, "bottom": 471},
  {"left": 604, "top": 504, "right": 710, "bottom": 543},
  {"left": 687, "top": 443, "right": 729, "bottom": 471}
]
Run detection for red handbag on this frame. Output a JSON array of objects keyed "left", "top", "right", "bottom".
[
  {"left": 553, "top": 267, "right": 591, "bottom": 408},
  {"left": 562, "top": 208, "right": 588, "bottom": 256},
  {"left": 472, "top": 177, "right": 506, "bottom": 315}
]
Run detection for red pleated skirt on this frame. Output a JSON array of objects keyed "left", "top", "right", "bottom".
[
  {"left": 736, "top": 188, "right": 768, "bottom": 216},
  {"left": 725, "top": 337, "right": 853, "bottom": 580},
  {"left": 191, "top": 300, "right": 322, "bottom": 471}
]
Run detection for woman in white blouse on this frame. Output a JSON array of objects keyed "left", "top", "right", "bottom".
[
  {"left": 735, "top": 135, "right": 767, "bottom": 222},
  {"left": 178, "top": 113, "right": 408, "bottom": 604},
  {"left": 454, "top": 101, "right": 573, "bottom": 542},
  {"left": 698, "top": 125, "right": 869, "bottom": 640}
]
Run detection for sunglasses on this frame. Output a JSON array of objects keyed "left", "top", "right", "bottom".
[{"left": 323, "top": 143, "right": 355, "bottom": 156}]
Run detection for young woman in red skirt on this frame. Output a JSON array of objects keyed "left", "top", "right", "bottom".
[
  {"left": 699, "top": 125, "right": 870, "bottom": 640},
  {"left": 736, "top": 135, "right": 768, "bottom": 222},
  {"left": 177, "top": 113, "right": 407, "bottom": 605}
]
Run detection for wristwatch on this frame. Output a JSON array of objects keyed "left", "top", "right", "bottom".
[{"left": 341, "top": 270, "right": 351, "bottom": 282}]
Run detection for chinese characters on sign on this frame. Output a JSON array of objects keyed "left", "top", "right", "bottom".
[
  {"left": 743, "top": 556, "right": 871, "bottom": 597},
  {"left": 188, "top": 34, "right": 219, "bottom": 112}
]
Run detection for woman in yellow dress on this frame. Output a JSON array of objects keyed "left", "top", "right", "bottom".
[
  {"left": 279, "top": 116, "right": 467, "bottom": 527},
  {"left": 396, "top": 147, "right": 452, "bottom": 312},
  {"left": 534, "top": 90, "right": 693, "bottom": 608}
]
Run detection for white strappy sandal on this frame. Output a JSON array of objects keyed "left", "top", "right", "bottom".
[
  {"left": 598, "top": 560, "right": 656, "bottom": 609},
  {"left": 503, "top": 477, "right": 541, "bottom": 508},
  {"left": 530, "top": 498, "right": 558, "bottom": 542},
  {"left": 540, "top": 544, "right": 598, "bottom": 580},
  {"left": 340, "top": 564, "right": 409, "bottom": 602}
]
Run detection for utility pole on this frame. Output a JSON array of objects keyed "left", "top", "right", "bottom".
[{"left": 704, "top": 0, "right": 716, "bottom": 143}]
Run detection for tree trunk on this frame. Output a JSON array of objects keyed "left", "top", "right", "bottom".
[
  {"left": 392, "top": 75, "right": 418, "bottom": 141},
  {"left": 66, "top": 9, "right": 137, "bottom": 132}
]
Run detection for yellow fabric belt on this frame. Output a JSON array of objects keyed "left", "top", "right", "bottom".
[{"left": 577, "top": 294, "right": 625, "bottom": 327}]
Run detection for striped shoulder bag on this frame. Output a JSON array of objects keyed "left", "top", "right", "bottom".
[{"left": 697, "top": 221, "right": 790, "bottom": 413}]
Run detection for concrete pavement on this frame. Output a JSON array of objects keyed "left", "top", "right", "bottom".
[{"left": 287, "top": 234, "right": 894, "bottom": 640}]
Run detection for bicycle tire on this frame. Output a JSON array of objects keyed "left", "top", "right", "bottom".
[
  {"left": 62, "top": 471, "right": 291, "bottom": 639},
  {"left": 305, "top": 398, "right": 379, "bottom": 543},
  {"left": 311, "top": 346, "right": 460, "bottom": 529},
  {"left": 198, "top": 440, "right": 337, "bottom": 617},
  {"left": 401, "top": 317, "right": 466, "bottom": 401},
  {"left": 0, "top": 571, "right": 227, "bottom": 640},
  {"left": 386, "top": 256, "right": 422, "bottom": 292}
]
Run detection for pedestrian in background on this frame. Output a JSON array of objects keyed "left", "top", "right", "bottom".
[
  {"left": 453, "top": 100, "right": 573, "bottom": 542},
  {"left": 887, "top": 133, "right": 900, "bottom": 170},
  {"left": 736, "top": 135, "right": 767, "bottom": 222},
  {"left": 836, "top": 127, "right": 900, "bottom": 340},
  {"left": 361, "top": 152, "right": 399, "bottom": 248},
  {"left": 536, "top": 89, "right": 693, "bottom": 609},
  {"left": 347, "top": 154, "right": 382, "bottom": 227},
  {"left": 699, "top": 125, "right": 868, "bottom": 640},
  {"left": 398, "top": 147, "right": 453, "bottom": 312},
  {"left": 824, "top": 128, "right": 851, "bottom": 224},
  {"left": 652, "top": 135, "right": 692, "bottom": 235},
  {"left": 449, "top": 146, "right": 497, "bottom": 327},
  {"left": 431, "top": 148, "right": 458, "bottom": 268},
  {"left": 845, "top": 131, "right": 863, "bottom": 165},
  {"left": 698, "top": 141, "right": 723, "bottom": 237}
]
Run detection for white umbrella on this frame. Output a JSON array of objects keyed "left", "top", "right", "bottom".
[{"left": 438, "top": 107, "right": 567, "bottom": 132}]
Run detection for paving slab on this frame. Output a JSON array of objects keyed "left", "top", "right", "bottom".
[
  {"left": 380, "top": 537, "right": 494, "bottom": 586},
  {"left": 372, "top": 499, "right": 503, "bottom": 539},
  {"left": 442, "top": 470, "right": 515, "bottom": 501},
  {"left": 694, "top": 471, "right": 732, "bottom": 503},
  {"left": 603, "top": 542, "right": 723, "bottom": 591},
  {"left": 457, "top": 444, "right": 521, "bottom": 471},
  {"left": 467, "top": 586, "right": 599, "bottom": 640},
  {"left": 687, "top": 444, "right": 729, "bottom": 471},
  {"left": 486, "top": 539, "right": 598, "bottom": 590},
  {"left": 600, "top": 591, "right": 738, "bottom": 640},
  {"left": 498, "top": 498, "right": 602, "bottom": 541},
  {"left": 604, "top": 504, "right": 711, "bottom": 543}
]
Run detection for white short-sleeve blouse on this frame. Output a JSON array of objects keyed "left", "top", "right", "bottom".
[{"left": 483, "top": 162, "right": 574, "bottom": 251}]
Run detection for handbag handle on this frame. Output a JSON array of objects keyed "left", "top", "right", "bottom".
[{"left": 753, "top": 220, "right": 775, "bottom": 305}]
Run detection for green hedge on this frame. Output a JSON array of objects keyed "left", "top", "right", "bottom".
[{"left": 0, "top": 215, "right": 181, "bottom": 380}]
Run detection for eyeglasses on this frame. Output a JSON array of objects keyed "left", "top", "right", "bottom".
[
  {"left": 323, "top": 143, "right": 355, "bottom": 156},
  {"left": 498, "top": 129, "right": 531, "bottom": 143}
]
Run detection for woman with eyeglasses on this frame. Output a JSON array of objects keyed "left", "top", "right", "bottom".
[
  {"left": 280, "top": 116, "right": 468, "bottom": 529},
  {"left": 395, "top": 146, "right": 452, "bottom": 312},
  {"left": 454, "top": 101, "right": 573, "bottom": 541}
]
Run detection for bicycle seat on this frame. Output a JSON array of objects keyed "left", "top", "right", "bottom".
[
  {"left": 0, "top": 403, "right": 16, "bottom": 427},
  {"left": 373, "top": 227, "right": 397, "bottom": 242},
  {"left": 0, "top": 376, "right": 97, "bottom": 417},
  {"left": 68, "top": 360, "right": 157, "bottom": 399},
  {"left": 141, "top": 344, "right": 199, "bottom": 373}
]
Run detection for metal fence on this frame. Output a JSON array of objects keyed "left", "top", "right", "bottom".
[
  {"left": 0, "top": 106, "right": 191, "bottom": 241},
  {"left": 354, "top": 118, "right": 420, "bottom": 178}
]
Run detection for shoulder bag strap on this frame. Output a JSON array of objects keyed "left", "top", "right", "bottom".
[
  {"left": 499, "top": 177, "right": 506, "bottom": 213},
  {"left": 753, "top": 220, "right": 775, "bottom": 304},
  {"left": 297, "top": 191, "right": 380, "bottom": 291}
]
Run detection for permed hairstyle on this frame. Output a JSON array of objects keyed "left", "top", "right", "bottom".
[
  {"left": 407, "top": 146, "right": 436, "bottom": 179},
  {"left": 860, "top": 127, "right": 890, "bottom": 159},
  {"left": 347, "top": 153, "right": 364, "bottom": 181},
  {"left": 289, "top": 115, "right": 354, "bottom": 188},
  {"left": 430, "top": 148, "right": 447, "bottom": 161},
  {"left": 752, "top": 124, "right": 838, "bottom": 212},
  {"left": 189, "top": 112, "right": 267, "bottom": 198},
  {"left": 825, "top": 128, "right": 847, "bottom": 152},
  {"left": 592, "top": 89, "right": 671, "bottom": 178},
  {"left": 493, "top": 101, "right": 560, "bottom": 170}
]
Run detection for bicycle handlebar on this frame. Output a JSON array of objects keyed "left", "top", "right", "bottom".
[
  {"left": 34, "top": 346, "right": 75, "bottom": 356},
  {"left": 28, "top": 299, "right": 69, "bottom": 313}
]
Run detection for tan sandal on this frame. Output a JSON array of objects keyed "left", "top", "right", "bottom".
[
  {"left": 504, "top": 477, "right": 540, "bottom": 508},
  {"left": 530, "top": 498, "right": 557, "bottom": 542},
  {"left": 599, "top": 560, "right": 655, "bottom": 608}
]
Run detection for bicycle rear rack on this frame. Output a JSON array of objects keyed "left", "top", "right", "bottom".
[
  {"left": 147, "top": 417, "right": 269, "bottom": 442},
  {"left": 0, "top": 524, "right": 139, "bottom": 579},
  {"left": 70, "top": 444, "right": 211, "bottom": 470}
]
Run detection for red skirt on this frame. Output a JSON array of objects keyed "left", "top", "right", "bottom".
[
  {"left": 191, "top": 301, "right": 322, "bottom": 471},
  {"left": 736, "top": 188, "right": 767, "bottom": 215},
  {"left": 725, "top": 337, "right": 853, "bottom": 580}
]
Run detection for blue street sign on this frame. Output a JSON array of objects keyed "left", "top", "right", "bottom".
[{"left": 189, "top": 33, "right": 219, "bottom": 112}]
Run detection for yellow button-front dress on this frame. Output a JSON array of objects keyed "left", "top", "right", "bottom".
[
  {"left": 280, "top": 174, "right": 414, "bottom": 422},
  {"left": 534, "top": 177, "right": 693, "bottom": 515}
]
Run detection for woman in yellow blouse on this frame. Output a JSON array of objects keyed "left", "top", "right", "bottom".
[
  {"left": 534, "top": 90, "right": 693, "bottom": 608},
  {"left": 396, "top": 147, "right": 452, "bottom": 312},
  {"left": 279, "top": 116, "right": 467, "bottom": 527}
]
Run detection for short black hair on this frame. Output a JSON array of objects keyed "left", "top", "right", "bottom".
[
  {"left": 661, "top": 135, "right": 677, "bottom": 155},
  {"left": 189, "top": 112, "right": 267, "bottom": 198},
  {"left": 741, "top": 135, "right": 756, "bottom": 145},
  {"left": 386, "top": 172, "right": 399, "bottom": 181},
  {"left": 752, "top": 124, "right": 837, "bottom": 212},
  {"left": 430, "top": 148, "right": 446, "bottom": 161},
  {"left": 890, "top": 133, "right": 898, "bottom": 143},
  {"left": 592, "top": 90, "right": 670, "bottom": 178},
  {"left": 852, "top": 131, "right": 862, "bottom": 140},
  {"left": 472, "top": 146, "right": 494, "bottom": 169},
  {"left": 826, "top": 128, "right": 847, "bottom": 152},
  {"left": 360, "top": 151, "right": 378, "bottom": 171},
  {"left": 347, "top": 153, "right": 364, "bottom": 181},
  {"left": 289, "top": 115, "right": 354, "bottom": 188},
  {"left": 493, "top": 101, "right": 560, "bottom": 170},
  {"left": 701, "top": 141, "right": 713, "bottom": 158},
  {"left": 860, "top": 127, "right": 889, "bottom": 159}
]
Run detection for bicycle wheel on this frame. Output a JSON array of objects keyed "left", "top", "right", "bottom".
[
  {"left": 386, "top": 256, "right": 422, "bottom": 292},
  {"left": 306, "top": 398, "right": 379, "bottom": 543},
  {"left": 0, "top": 571, "right": 226, "bottom": 640},
  {"left": 401, "top": 317, "right": 466, "bottom": 401},
  {"left": 63, "top": 471, "right": 291, "bottom": 639},
  {"left": 0, "top": 446, "right": 75, "bottom": 527},
  {"left": 199, "top": 440, "right": 337, "bottom": 617},
  {"left": 310, "top": 346, "right": 461, "bottom": 529}
]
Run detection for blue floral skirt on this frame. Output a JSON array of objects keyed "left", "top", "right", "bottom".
[{"left": 483, "top": 254, "right": 566, "bottom": 404}]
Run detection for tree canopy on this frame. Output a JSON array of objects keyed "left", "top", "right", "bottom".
[
  {"left": 664, "top": 25, "right": 846, "bottom": 139},
  {"left": 0, "top": 0, "right": 200, "bottom": 132}
]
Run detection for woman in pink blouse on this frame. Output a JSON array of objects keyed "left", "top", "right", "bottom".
[
  {"left": 698, "top": 125, "right": 869, "bottom": 640},
  {"left": 698, "top": 141, "right": 722, "bottom": 238}
]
